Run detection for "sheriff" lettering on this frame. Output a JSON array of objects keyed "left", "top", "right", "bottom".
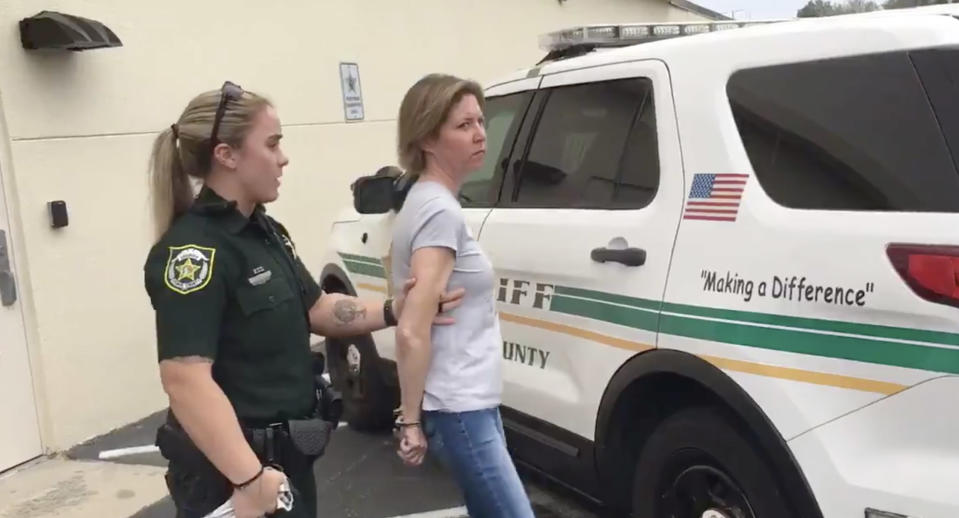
[{"left": 497, "top": 278, "right": 554, "bottom": 310}]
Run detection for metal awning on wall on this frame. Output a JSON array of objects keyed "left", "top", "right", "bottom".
[{"left": 19, "top": 11, "right": 122, "bottom": 51}]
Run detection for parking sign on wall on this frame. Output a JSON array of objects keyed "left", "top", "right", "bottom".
[{"left": 340, "top": 62, "right": 364, "bottom": 122}]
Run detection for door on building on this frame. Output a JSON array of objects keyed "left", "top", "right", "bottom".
[{"left": 0, "top": 171, "right": 42, "bottom": 471}]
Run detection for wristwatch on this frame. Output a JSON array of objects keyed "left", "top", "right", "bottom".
[{"left": 383, "top": 297, "right": 397, "bottom": 327}]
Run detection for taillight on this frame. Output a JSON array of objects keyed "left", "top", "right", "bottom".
[{"left": 887, "top": 244, "right": 959, "bottom": 308}]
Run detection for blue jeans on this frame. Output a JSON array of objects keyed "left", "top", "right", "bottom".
[{"left": 423, "top": 407, "right": 535, "bottom": 518}]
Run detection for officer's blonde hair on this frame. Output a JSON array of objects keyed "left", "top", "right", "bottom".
[
  {"left": 148, "top": 87, "right": 272, "bottom": 239},
  {"left": 397, "top": 73, "right": 485, "bottom": 175}
]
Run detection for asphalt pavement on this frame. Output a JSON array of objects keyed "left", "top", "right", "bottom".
[{"left": 67, "top": 410, "right": 603, "bottom": 518}]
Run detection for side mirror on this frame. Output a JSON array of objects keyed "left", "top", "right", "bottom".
[
  {"left": 351, "top": 166, "right": 417, "bottom": 214},
  {"left": 352, "top": 175, "right": 397, "bottom": 214}
]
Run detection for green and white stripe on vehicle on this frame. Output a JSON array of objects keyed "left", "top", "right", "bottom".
[
  {"left": 552, "top": 286, "right": 959, "bottom": 374},
  {"left": 552, "top": 286, "right": 959, "bottom": 395},
  {"left": 337, "top": 253, "right": 959, "bottom": 395},
  {"left": 338, "top": 252, "right": 386, "bottom": 279},
  {"left": 337, "top": 252, "right": 389, "bottom": 293}
]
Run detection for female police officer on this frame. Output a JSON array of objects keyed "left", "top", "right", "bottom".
[{"left": 143, "top": 81, "right": 463, "bottom": 518}]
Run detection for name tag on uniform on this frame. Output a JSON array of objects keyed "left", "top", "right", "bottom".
[{"left": 248, "top": 268, "right": 272, "bottom": 286}]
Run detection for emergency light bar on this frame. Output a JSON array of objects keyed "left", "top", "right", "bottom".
[{"left": 539, "top": 20, "right": 788, "bottom": 51}]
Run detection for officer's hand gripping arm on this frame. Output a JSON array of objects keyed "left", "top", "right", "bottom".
[{"left": 307, "top": 283, "right": 463, "bottom": 338}]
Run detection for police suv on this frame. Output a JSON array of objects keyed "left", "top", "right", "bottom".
[{"left": 318, "top": 6, "right": 959, "bottom": 518}]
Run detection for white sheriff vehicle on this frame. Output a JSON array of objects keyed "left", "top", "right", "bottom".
[{"left": 317, "top": 6, "right": 959, "bottom": 518}]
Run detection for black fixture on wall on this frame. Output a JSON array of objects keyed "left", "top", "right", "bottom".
[{"left": 19, "top": 11, "right": 122, "bottom": 51}]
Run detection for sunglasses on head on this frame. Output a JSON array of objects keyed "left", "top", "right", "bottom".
[{"left": 209, "top": 80, "right": 244, "bottom": 157}]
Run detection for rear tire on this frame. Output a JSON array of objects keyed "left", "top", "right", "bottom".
[
  {"left": 325, "top": 333, "right": 396, "bottom": 431},
  {"left": 632, "top": 406, "right": 793, "bottom": 518}
]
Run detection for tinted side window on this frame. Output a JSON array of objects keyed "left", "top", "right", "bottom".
[
  {"left": 910, "top": 47, "right": 959, "bottom": 174},
  {"left": 459, "top": 92, "right": 530, "bottom": 207},
  {"left": 728, "top": 51, "right": 959, "bottom": 212},
  {"left": 513, "top": 78, "right": 659, "bottom": 209}
]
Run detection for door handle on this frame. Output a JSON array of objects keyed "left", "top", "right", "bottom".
[
  {"left": 591, "top": 246, "right": 646, "bottom": 267},
  {"left": 0, "top": 230, "right": 16, "bottom": 306}
]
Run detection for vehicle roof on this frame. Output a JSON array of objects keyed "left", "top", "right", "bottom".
[{"left": 484, "top": 6, "right": 959, "bottom": 90}]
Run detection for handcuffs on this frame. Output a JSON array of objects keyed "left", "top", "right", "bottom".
[{"left": 392, "top": 407, "right": 421, "bottom": 434}]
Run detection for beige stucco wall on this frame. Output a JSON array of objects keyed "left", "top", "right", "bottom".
[{"left": 0, "top": 0, "right": 708, "bottom": 451}]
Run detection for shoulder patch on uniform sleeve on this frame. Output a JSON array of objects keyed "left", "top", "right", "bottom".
[
  {"left": 163, "top": 244, "right": 216, "bottom": 294},
  {"left": 271, "top": 219, "right": 299, "bottom": 260},
  {"left": 280, "top": 232, "right": 299, "bottom": 260}
]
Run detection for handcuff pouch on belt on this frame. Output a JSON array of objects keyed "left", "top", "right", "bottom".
[
  {"left": 241, "top": 385, "right": 340, "bottom": 463},
  {"left": 286, "top": 418, "right": 335, "bottom": 459}
]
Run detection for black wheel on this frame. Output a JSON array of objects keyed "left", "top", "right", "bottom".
[
  {"left": 325, "top": 333, "right": 396, "bottom": 431},
  {"left": 632, "top": 406, "right": 792, "bottom": 518}
]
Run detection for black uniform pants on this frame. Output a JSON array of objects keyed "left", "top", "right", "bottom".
[{"left": 164, "top": 426, "right": 318, "bottom": 518}]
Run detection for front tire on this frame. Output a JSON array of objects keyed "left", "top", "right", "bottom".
[
  {"left": 632, "top": 406, "right": 793, "bottom": 518},
  {"left": 325, "top": 333, "right": 396, "bottom": 431}
]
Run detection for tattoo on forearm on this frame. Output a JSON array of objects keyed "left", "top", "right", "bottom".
[{"left": 333, "top": 299, "right": 367, "bottom": 325}]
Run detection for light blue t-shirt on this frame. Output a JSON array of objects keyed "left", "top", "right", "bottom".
[{"left": 390, "top": 179, "right": 502, "bottom": 412}]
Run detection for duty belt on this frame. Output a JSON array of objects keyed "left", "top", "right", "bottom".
[{"left": 239, "top": 419, "right": 289, "bottom": 465}]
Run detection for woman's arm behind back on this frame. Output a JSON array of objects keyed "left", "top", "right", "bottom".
[{"left": 395, "top": 246, "right": 455, "bottom": 422}]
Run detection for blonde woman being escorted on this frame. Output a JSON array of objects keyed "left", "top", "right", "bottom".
[{"left": 390, "top": 73, "right": 535, "bottom": 518}]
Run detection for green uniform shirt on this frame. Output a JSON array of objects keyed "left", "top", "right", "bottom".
[{"left": 144, "top": 187, "right": 322, "bottom": 420}]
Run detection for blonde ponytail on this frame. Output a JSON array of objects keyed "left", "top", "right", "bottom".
[
  {"left": 148, "top": 126, "right": 193, "bottom": 240},
  {"left": 147, "top": 85, "right": 272, "bottom": 241}
]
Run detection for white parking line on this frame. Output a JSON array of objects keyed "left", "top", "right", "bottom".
[
  {"left": 385, "top": 506, "right": 468, "bottom": 518},
  {"left": 98, "top": 445, "right": 160, "bottom": 459},
  {"left": 98, "top": 418, "right": 350, "bottom": 460}
]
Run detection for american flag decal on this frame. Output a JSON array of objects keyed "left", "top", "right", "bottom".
[{"left": 683, "top": 173, "right": 748, "bottom": 222}]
